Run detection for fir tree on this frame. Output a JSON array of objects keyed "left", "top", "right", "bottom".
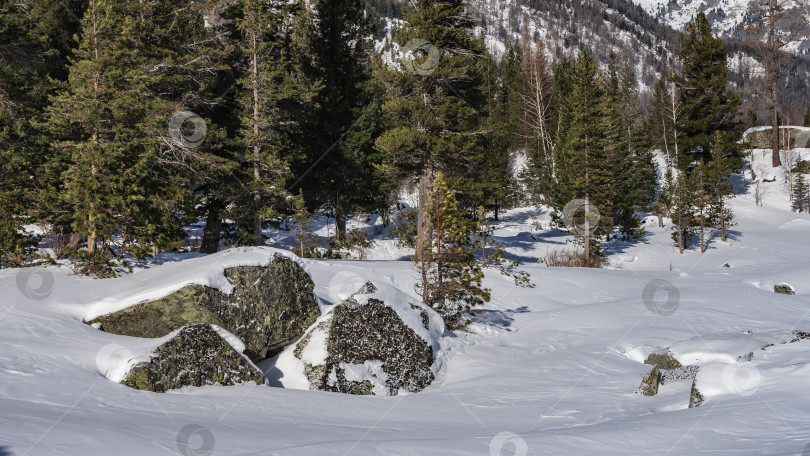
[
  {"left": 673, "top": 13, "right": 745, "bottom": 172},
  {"left": 375, "top": 0, "right": 487, "bottom": 263},
  {"left": 553, "top": 51, "right": 614, "bottom": 260},
  {"left": 792, "top": 175, "right": 810, "bottom": 213},
  {"left": 292, "top": 0, "right": 384, "bottom": 239}
]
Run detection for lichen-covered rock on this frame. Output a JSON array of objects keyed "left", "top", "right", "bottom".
[
  {"left": 122, "top": 324, "right": 265, "bottom": 392},
  {"left": 637, "top": 366, "right": 660, "bottom": 396},
  {"left": 278, "top": 282, "right": 443, "bottom": 396},
  {"left": 644, "top": 351, "right": 683, "bottom": 370},
  {"left": 689, "top": 379, "right": 704, "bottom": 408},
  {"left": 774, "top": 284, "right": 796, "bottom": 295},
  {"left": 88, "top": 254, "right": 320, "bottom": 361}
]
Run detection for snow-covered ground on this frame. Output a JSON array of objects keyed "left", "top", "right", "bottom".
[{"left": 2, "top": 149, "right": 810, "bottom": 455}]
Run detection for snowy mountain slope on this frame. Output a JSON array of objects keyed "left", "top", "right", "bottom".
[
  {"left": 2, "top": 150, "right": 810, "bottom": 455},
  {"left": 632, "top": 0, "right": 810, "bottom": 52}
]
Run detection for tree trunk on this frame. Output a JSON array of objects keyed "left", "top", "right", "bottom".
[
  {"left": 657, "top": 214, "right": 664, "bottom": 228},
  {"left": 335, "top": 193, "right": 346, "bottom": 241},
  {"left": 583, "top": 196, "right": 590, "bottom": 262},
  {"left": 768, "top": 0, "right": 782, "bottom": 168},
  {"left": 416, "top": 167, "right": 433, "bottom": 262},
  {"left": 700, "top": 216, "right": 705, "bottom": 253},
  {"left": 200, "top": 201, "right": 223, "bottom": 254},
  {"left": 252, "top": 31, "right": 263, "bottom": 247}
]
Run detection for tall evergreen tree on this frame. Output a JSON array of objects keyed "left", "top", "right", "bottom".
[
  {"left": 553, "top": 51, "right": 614, "bottom": 260},
  {"left": 793, "top": 174, "right": 810, "bottom": 213},
  {"left": 673, "top": 13, "right": 745, "bottom": 172},
  {"left": 292, "top": 0, "right": 384, "bottom": 240},
  {"left": 47, "top": 0, "right": 185, "bottom": 256},
  {"left": 606, "top": 57, "right": 656, "bottom": 241},
  {"left": 375, "top": 0, "right": 487, "bottom": 262},
  {"left": 233, "top": 0, "right": 303, "bottom": 246}
]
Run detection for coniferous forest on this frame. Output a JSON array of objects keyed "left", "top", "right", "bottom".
[{"left": 0, "top": 0, "right": 807, "bottom": 315}]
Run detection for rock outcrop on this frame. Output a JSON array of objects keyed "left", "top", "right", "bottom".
[
  {"left": 278, "top": 282, "right": 443, "bottom": 396},
  {"left": 88, "top": 254, "right": 320, "bottom": 361},
  {"left": 122, "top": 324, "right": 265, "bottom": 392}
]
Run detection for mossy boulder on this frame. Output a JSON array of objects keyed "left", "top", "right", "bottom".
[
  {"left": 122, "top": 324, "right": 264, "bottom": 392},
  {"left": 637, "top": 366, "right": 661, "bottom": 396},
  {"left": 774, "top": 284, "right": 796, "bottom": 295},
  {"left": 644, "top": 351, "right": 683, "bottom": 370},
  {"left": 689, "top": 379, "right": 704, "bottom": 408},
  {"left": 288, "top": 282, "right": 437, "bottom": 396},
  {"left": 88, "top": 254, "right": 320, "bottom": 361}
]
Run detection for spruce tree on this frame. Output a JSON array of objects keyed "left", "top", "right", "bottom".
[
  {"left": 375, "top": 0, "right": 487, "bottom": 262},
  {"left": 792, "top": 175, "right": 810, "bottom": 213},
  {"left": 47, "top": 0, "right": 175, "bottom": 257},
  {"left": 553, "top": 51, "right": 614, "bottom": 260},
  {"left": 673, "top": 13, "right": 745, "bottom": 172},
  {"left": 607, "top": 57, "right": 656, "bottom": 241},
  {"left": 292, "top": 0, "right": 383, "bottom": 239}
]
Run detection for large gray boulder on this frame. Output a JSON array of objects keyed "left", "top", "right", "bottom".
[
  {"left": 88, "top": 254, "right": 320, "bottom": 361},
  {"left": 274, "top": 282, "right": 444, "bottom": 396},
  {"left": 122, "top": 324, "right": 265, "bottom": 392}
]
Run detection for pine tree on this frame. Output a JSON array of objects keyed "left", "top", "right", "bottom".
[
  {"left": 670, "top": 173, "right": 695, "bottom": 254},
  {"left": 417, "top": 173, "right": 489, "bottom": 329},
  {"left": 708, "top": 132, "right": 736, "bottom": 242},
  {"left": 375, "top": 0, "right": 487, "bottom": 263},
  {"left": 292, "top": 0, "right": 383, "bottom": 239},
  {"left": 553, "top": 51, "right": 614, "bottom": 260},
  {"left": 607, "top": 57, "right": 656, "bottom": 241},
  {"left": 47, "top": 0, "right": 175, "bottom": 257},
  {"left": 233, "top": 0, "right": 302, "bottom": 246},
  {"left": 792, "top": 175, "right": 810, "bottom": 213},
  {"left": 674, "top": 13, "right": 745, "bottom": 172}
]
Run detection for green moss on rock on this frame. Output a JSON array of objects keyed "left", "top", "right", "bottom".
[
  {"left": 689, "top": 379, "right": 704, "bottom": 408},
  {"left": 637, "top": 366, "right": 661, "bottom": 396},
  {"left": 644, "top": 351, "right": 683, "bottom": 370},
  {"left": 121, "top": 324, "right": 264, "bottom": 392},
  {"left": 774, "top": 284, "right": 795, "bottom": 295},
  {"left": 89, "top": 255, "right": 320, "bottom": 362}
]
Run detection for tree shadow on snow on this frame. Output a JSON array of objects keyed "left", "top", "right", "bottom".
[
  {"left": 0, "top": 446, "right": 14, "bottom": 456},
  {"left": 470, "top": 306, "right": 530, "bottom": 330}
]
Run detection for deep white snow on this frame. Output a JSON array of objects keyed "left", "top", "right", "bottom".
[{"left": 2, "top": 149, "right": 810, "bottom": 455}]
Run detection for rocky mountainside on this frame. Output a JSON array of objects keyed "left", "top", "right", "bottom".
[{"left": 369, "top": 0, "right": 809, "bottom": 108}]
